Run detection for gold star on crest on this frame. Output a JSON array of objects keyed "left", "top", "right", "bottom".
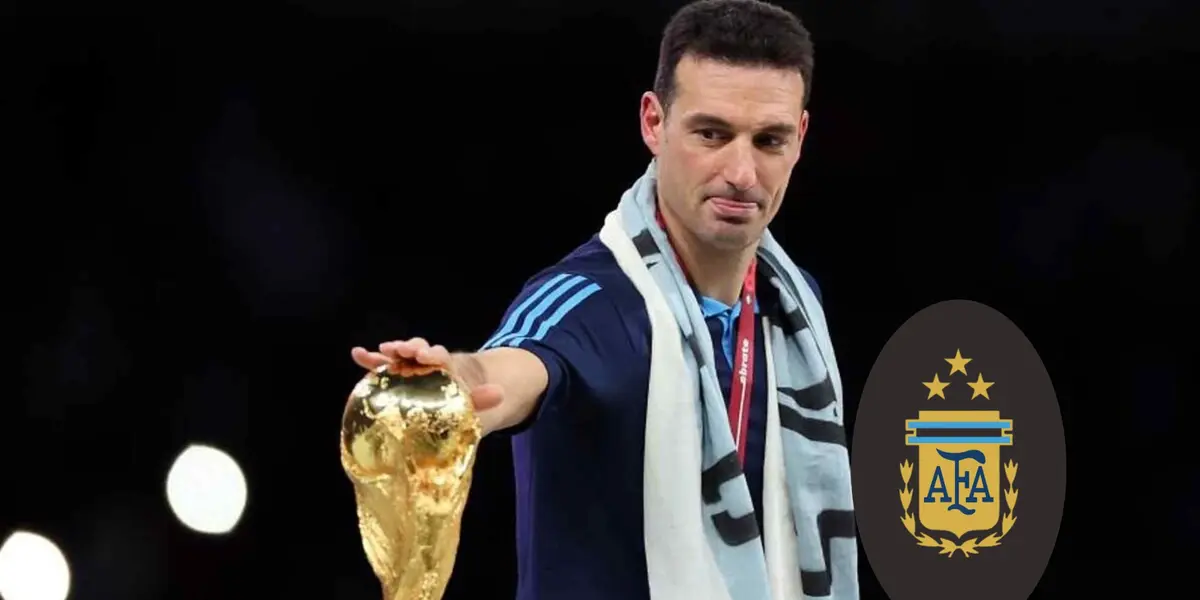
[
  {"left": 967, "top": 373, "right": 994, "bottom": 399},
  {"left": 923, "top": 373, "right": 949, "bottom": 399},
  {"left": 945, "top": 349, "right": 971, "bottom": 376}
]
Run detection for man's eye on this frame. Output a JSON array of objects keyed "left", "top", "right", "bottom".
[
  {"left": 696, "top": 129, "right": 726, "bottom": 141},
  {"left": 756, "top": 135, "right": 785, "bottom": 148}
]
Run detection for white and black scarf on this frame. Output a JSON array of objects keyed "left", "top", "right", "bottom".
[{"left": 597, "top": 160, "right": 858, "bottom": 600}]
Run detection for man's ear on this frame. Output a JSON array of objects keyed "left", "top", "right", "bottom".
[
  {"left": 640, "top": 92, "right": 666, "bottom": 156},
  {"left": 796, "top": 109, "right": 810, "bottom": 159}
]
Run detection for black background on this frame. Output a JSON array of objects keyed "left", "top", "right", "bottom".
[{"left": 2, "top": 1, "right": 1195, "bottom": 598}]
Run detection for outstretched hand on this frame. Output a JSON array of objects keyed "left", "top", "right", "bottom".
[{"left": 350, "top": 338, "right": 503, "bottom": 412}]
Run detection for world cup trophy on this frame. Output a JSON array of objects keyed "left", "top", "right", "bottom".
[{"left": 340, "top": 358, "right": 482, "bottom": 600}]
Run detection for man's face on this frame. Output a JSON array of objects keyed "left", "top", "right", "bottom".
[{"left": 641, "top": 54, "right": 809, "bottom": 252}]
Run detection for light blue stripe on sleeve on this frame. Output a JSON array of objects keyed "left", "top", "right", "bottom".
[
  {"left": 481, "top": 272, "right": 575, "bottom": 350},
  {"left": 487, "top": 274, "right": 588, "bottom": 348},
  {"left": 506, "top": 282, "right": 601, "bottom": 346}
]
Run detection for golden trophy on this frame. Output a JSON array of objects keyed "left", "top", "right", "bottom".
[{"left": 340, "top": 359, "right": 482, "bottom": 600}]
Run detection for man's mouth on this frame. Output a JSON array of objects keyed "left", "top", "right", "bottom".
[{"left": 707, "top": 197, "right": 759, "bottom": 220}]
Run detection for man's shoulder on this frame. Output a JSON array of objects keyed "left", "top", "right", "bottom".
[
  {"left": 519, "top": 234, "right": 643, "bottom": 312},
  {"left": 483, "top": 235, "right": 646, "bottom": 351},
  {"left": 796, "top": 266, "right": 822, "bottom": 306},
  {"left": 761, "top": 258, "right": 824, "bottom": 307}
]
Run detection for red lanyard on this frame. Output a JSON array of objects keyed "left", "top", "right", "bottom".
[
  {"left": 655, "top": 207, "right": 758, "bottom": 465},
  {"left": 727, "top": 261, "right": 757, "bottom": 466}
]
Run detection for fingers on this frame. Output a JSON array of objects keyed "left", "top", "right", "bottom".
[
  {"left": 378, "top": 337, "right": 428, "bottom": 359},
  {"left": 375, "top": 338, "right": 450, "bottom": 366},
  {"left": 351, "top": 346, "right": 390, "bottom": 370},
  {"left": 415, "top": 344, "right": 450, "bottom": 366},
  {"left": 471, "top": 383, "right": 506, "bottom": 436},
  {"left": 354, "top": 338, "right": 453, "bottom": 374},
  {"left": 470, "top": 383, "right": 504, "bottom": 411},
  {"left": 379, "top": 338, "right": 425, "bottom": 359}
]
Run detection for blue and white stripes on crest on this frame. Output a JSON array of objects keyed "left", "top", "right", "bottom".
[{"left": 482, "top": 273, "right": 601, "bottom": 349}]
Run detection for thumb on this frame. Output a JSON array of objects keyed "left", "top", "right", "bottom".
[{"left": 469, "top": 383, "right": 504, "bottom": 412}]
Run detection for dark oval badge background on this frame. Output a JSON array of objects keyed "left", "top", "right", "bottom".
[{"left": 851, "top": 299, "right": 1066, "bottom": 600}]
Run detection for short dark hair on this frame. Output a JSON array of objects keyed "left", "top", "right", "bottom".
[{"left": 653, "top": 0, "right": 815, "bottom": 112}]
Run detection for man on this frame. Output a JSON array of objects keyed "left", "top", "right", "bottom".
[{"left": 352, "top": 1, "right": 857, "bottom": 599}]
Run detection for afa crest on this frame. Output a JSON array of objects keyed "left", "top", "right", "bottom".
[
  {"left": 853, "top": 300, "right": 1065, "bottom": 600},
  {"left": 899, "top": 350, "right": 1018, "bottom": 557}
]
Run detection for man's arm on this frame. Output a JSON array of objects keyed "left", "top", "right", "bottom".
[
  {"left": 468, "top": 269, "right": 621, "bottom": 434},
  {"left": 358, "top": 269, "right": 620, "bottom": 436},
  {"left": 450, "top": 347, "right": 548, "bottom": 434}
]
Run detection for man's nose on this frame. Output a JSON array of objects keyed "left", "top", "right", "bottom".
[{"left": 721, "top": 141, "right": 758, "bottom": 193}]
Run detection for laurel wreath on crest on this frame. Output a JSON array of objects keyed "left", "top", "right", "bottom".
[{"left": 899, "top": 458, "right": 1019, "bottom": 557}]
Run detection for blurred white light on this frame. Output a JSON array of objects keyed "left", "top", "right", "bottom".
[
  {"left": 166, "top": 443, "right": 248, "bottom": 535},
  {"left": 0, "top": 530, "right": 71, "bottom": 600}
]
